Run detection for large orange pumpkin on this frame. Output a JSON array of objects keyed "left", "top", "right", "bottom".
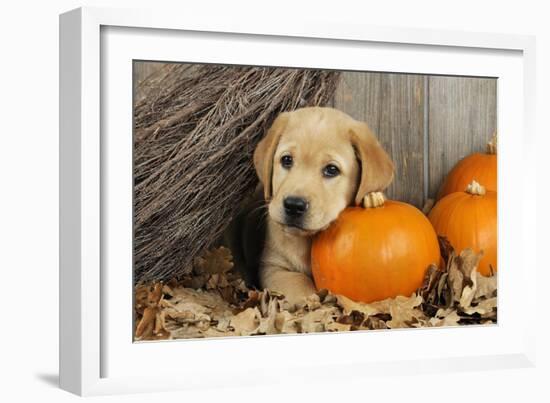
[
  {"left": 428, "top": 180, "right": 497, "bottom": 276},
  {"left": 311, "top": 193, "right": 440, "bottom": 303},
  {"left": 437, "top": 135, "right": 497, "bottom": 200}
]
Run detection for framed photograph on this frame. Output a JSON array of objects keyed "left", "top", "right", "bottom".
[{"left": 60, "top": 6, "right": 537, "bottom": 396}]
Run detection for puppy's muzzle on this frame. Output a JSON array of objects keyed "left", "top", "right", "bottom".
[{"left": 283, "top": 196, "right": 309, "bottom": 221}]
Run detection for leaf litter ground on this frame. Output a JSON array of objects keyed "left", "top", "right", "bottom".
[{"left": 134, "top": 237, "right": 497, "bottom": 341}]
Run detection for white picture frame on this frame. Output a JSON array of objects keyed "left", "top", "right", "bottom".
[{"left": 59, "top": 6, "right": 537, "bottom": 396}]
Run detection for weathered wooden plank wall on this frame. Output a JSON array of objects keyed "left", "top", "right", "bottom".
[
  {"left": 133, "top": 61, "right": 166, "bottom": 84},
  {"left": 134, "top": 62, "right": 497, "bottom": 208},
  {"left": 333, "top": 72, "right": 496, "bottom": 207},
  {"left": 332, "top": 72, "right": 426, "bottom": 207},
  {"left": 427, "top": 76, "right": 497, "bottom": 198}
]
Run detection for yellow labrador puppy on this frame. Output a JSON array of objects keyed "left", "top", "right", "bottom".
[{"left": 253, "top": 107, "right": 394, "bottom": 304}]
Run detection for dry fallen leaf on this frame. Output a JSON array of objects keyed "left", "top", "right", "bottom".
[
  {"left": 386, "top": 295, "right": 424, "bottom": 329},
  {"left": 135, "top": 243, "right": 497, "bottom": 341},
  {"left": 299, "top": 306, "right": 338, "bottom": 333},
  {"left": 194, "top": 246, "right": 234, "bottom": 275},
  {"left": 458, "top": 248, "right": 482, "bottom": 282},
  {"left": 438, "top": 236, "right": 455, "bottom": 265},
  {"left": 422, "top": 198, "right": 435, "bottom": 215},
  {"left": 474, "top": 272, "right": 497, "bottom": 299},
  {"left": 326, "top": 321, "right": 352, "bottom": 332},
  {"left": 336, "top": 294, "right": 382, "bottom": 317},
  {"left": 336, "top": 293, "right": 425, "bottom": 329},
  {"left": 135, "top": 306, "right": 157, "bottom": 339},
  {"left": 134, "top": 282, "right": 171, "bottom": 340},
  {"left": 462, "top": 297, "right": 497, "bottom": 315},
  {"left": 364, "top": 315, "right": 389, "bottom": 330},
  {"left": 418, "top": 264, "right": 451, "bottom": 311},
  {"left": 448, "top": 253, "right": 465, "bottom": 304},
  {"left": 275, "top": 310, "right": 298, "bottom": 333},
  {"left": 256, "top": 297, "right": 280, "bottom": 335},
  {"left": 134, "top": 286, "right": 150, "bottom": 315},
  {"left": 428, "top": 308, "right": 461, "bottom": 327},
  {"left": 230, "top": 307, "right": 261, "bottom": 336}
]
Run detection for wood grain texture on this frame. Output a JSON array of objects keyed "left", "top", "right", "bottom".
[
  {"left": 428, "top": 76, "right": 497, "bottom": 198},
  {"left": 134, "top": 61, "right": 166, "bottom": 83},
  {"left": 333, "top": 72, "right": 426, "bottom": 207}
]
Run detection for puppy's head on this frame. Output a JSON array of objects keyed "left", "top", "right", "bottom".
[{"left": 254, "top": 107, "right": 393, "bottom": 236}]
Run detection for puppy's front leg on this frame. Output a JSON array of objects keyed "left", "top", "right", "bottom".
[{"left": 260, "top": 265, "right": 317, "bottom": 305}]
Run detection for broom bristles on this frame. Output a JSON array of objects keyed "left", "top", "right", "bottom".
[{"left": 134, "top": 63, "right": 340, "bottom": 284}]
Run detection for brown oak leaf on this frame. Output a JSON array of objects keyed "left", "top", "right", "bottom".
[{"left": 194, "top": 246, "right": 234, "bottom": 275}]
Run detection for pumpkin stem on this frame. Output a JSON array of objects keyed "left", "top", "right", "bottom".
[
  {"left": 486, "top": 132, "right": 497, "bottom": 154},
  {"left": 465, "top": 180, "right": 486, "bottom": 196},
  {"left": 363, "top": 192, "right": 386, "bottom": 208}
]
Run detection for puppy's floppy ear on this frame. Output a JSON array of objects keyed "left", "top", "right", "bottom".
[
  {"left": 254, "top": 112, "right": 289, "bottom": 200},
  {"left": 350, "top": 122, "right": 394, "bottom": 205}
]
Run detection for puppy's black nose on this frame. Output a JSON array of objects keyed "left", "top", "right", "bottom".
[{"left": 283, "top": 196, "right": 308, "bottom": 218}]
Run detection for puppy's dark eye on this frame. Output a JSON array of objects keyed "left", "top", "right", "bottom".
[
  {"left": 280, "top": 155, "right": 293, "bottom": 169},
  {"left": 323, "top": 164, "right": 340, "bottom": 178}
]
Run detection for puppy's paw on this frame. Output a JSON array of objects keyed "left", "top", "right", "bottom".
[
  {"left": 287, "top": 291, "right": 320, "bottom": 310},
  {"left": 283, "top": 293, "right": 308, "bottom": 308}
]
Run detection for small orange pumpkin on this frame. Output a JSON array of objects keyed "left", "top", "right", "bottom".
[
  {"left": 311, "top": 193, "right": 440, "bottom": 303},
  {"left": 429, "top": 180, "right": 497, "bottom": 276},
  {"left": 437, "top": 135, "right": 497, "bottom": 200}
]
